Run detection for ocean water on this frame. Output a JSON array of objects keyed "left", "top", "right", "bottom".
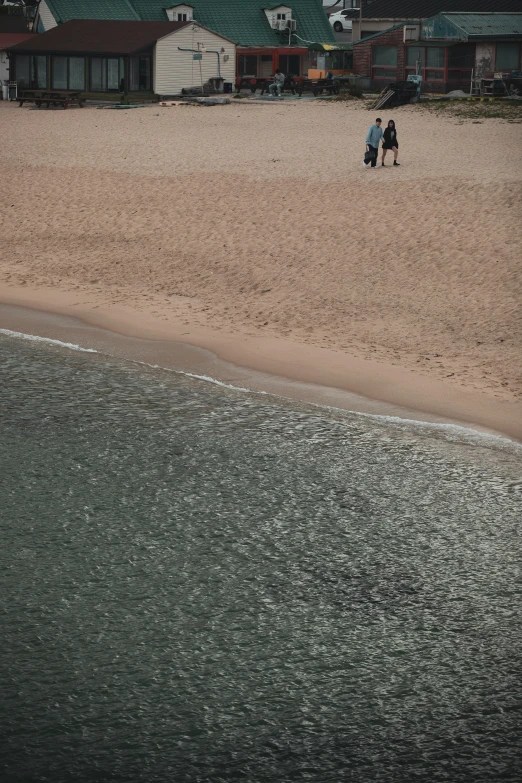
[{"left": 1, "top": 334, "right": 522, "bottom": 783}]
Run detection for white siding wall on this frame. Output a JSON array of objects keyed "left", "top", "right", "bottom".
[
  {"left": 1, "top": 50, "right": 10, "bottom": 83},
  {"left": 154, "top": 24, "right": 236, "bottom": 96},
  {"left": 38, "top": 0, "right": 58, "bottom": 31},
  {"left": 263, "top": 6, "right": 292, "bottom": 29}
]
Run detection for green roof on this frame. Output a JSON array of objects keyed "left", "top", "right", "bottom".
[
  {"left": 43, "top": 0, "right": 336, "bottom": 46},
  {"left": 46, "top": 0, "right": 140, "bottom": 22},
  {"left": 423, "top": 12, "right": 522, "bottom": 40}
]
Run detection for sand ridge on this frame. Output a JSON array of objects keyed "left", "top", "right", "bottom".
[{"left": 0, "top": 99, "right": 521, "bottom": 415}]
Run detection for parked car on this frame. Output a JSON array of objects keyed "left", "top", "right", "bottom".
[{"left": 329, "top": 10, "right": 354, "bottom": 32}]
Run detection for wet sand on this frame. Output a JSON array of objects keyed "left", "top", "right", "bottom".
[{"left": 0, "top": 99, "right": 521, "bottom": 439}]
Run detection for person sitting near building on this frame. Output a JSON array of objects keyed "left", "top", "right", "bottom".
[
  {"left": 382, "top": 119, "right": 399, "bottom": 166},
  {"left": 269, "top": 69, "right": 285, "bottom": 98},
  {"left": 363, "top": 117, "right": 383, "bottom": 169}
]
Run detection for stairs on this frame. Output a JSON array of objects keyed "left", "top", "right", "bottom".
[{"left": 372, "top": 87, "right": 394, "bottom": 110}]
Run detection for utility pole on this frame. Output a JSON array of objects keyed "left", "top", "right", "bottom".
[{"left": 358, "top": 0, "right": 363, "bottom": 44}]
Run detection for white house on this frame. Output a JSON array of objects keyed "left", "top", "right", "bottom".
[{"left": 8, "top": 18, "right": 236, "bottom": 97}]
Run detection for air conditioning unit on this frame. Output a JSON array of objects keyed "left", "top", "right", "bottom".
[
  {"left": 285, "top": 19, "right": 297, "bottom": 31},
  {"left": 275, "top": 20, "right": 287, "bottom": 31}
]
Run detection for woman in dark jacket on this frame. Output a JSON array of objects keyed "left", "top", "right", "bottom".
[{"left": 382, "top": 120, "right": 399, "bottom": 166}]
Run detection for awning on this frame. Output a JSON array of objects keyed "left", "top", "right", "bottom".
[{"left": 307, "top": 42, "right": 353, "bottom": 52}]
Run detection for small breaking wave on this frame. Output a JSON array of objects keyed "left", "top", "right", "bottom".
[
  {"left": 0, "top": 328, "right": 98, "bottom": 353},
  {"left": 137, "top": 363, "right": 268, "bottom": 395},
  {"left": 1, "top": 327, "right": 519, "bottom": 453}
]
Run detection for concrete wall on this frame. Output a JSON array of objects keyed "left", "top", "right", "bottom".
[
  {"left": 38, "top": 0, "right": 58, "bottom": 31},
  {"left": 155, "top": 24, "right": 235, "bottom": 96},
  {"left": 475, "top": 42, "right": 495, "bottom": 78}
]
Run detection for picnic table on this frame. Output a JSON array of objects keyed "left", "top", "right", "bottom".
[
  {"left": 235, "top": 76, "right": 298, "bottom": 95},
  {"left": 296, "top": 78, "right": 340, "bottom": 97},
  {"left": 18, "top": 90, "right": 84, "bottom": 109},
  {"left": 235, "top": 76, "right": 340, "bottom": 98}
]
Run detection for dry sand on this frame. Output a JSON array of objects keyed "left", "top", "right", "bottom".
[{"left": 0, "top": 99, "right": 521, "bottom": 437}]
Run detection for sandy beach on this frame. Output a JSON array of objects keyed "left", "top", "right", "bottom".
[{"left": 1, "top": 98, "right": 521, "bottom": 438}]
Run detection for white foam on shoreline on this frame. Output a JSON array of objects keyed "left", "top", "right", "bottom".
[
  {"left": 2, "top": 327, "right": 520, "bottom": 453},
  {"left": 138, "top": 362, "right": 268, "bottom": 394},
  {"left": 0, "top": 328, "right": 98, "bottom": 353},
  {"left": 139, "top": 362, "right": 521, "bottom": 453}
]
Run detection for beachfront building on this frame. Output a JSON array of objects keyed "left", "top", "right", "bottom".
[
  {"left": 8, "top": 18, "right": 236, "bottom": 98},
  {"left": 344, "top": 0, "right": 522, "bottom": 44},
  {"left": 34, "top": 0, "right": 336, "bottom": 80},
  {"left": 353, "top": 12, "right": 522, "bottom": 93},
  {"left": 0, "top": 2, "right": 36, "bottom": 88}
]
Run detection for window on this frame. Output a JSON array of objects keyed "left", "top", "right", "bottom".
[
  {"left": 238, "top": 54, "right": 258, "bottom": 77},
  {"left": 372, "top": 46, "right": 397, "bottom": 79},
  {"left": 107, "top": 58, "right": 120, "bottom": 91},
  {"left": 496, "top": 42, "right": 520, "bottom": 71},
  {"left": 130, "top": 57, "right": 151, "bottom": 91},
  {"left": 90, "top": 57, "right": 124, "bottom": 92},
  {"left": 446, "top": 45, "right": 474, "bottom": 82},
  {"left": 406, "top": 47, "right": 444, "bottom": 81},
  {"left": 177, "top": 13, "right": 187, "bottom": 21},
  {"left": 16, "top": 55, "right": 47, "bottom": 89},
  {"left": 69, "top": 57, "right": 86, "bottom": 90},
  {"left": 448, "top": 45, "right": 474, "bottom": 70},
  {"left": 407, "top": 47, "right": 425, "bottom": 67},
  {"left": 52, "top": 56, "right": 68, "bottom": 89},
  {"left": 427, "top": 48, "right": 445, "bottom": 68},
  {"left": 372, "top": 68, "right": 398, "bottom": 79},
  {"left": 277, "top": 13, "right": 286, "bottom": 20},
  {"left": 404, "top": 27, "right": 418, "bottom": 41},
  {"left": 373, "top": 46, "right": 398, "bottom": 66},
  {"left": 15, "top": 55, "right": 30, "bottom": 87},
  {"left": 279, "top": 54, "right": 300, "bottom": 76},
  {"left": 90, "top": 57, "right": 107, "bottom": 91},
  {"left": 51, "top": 56, "right": 85, "bottom": 90}
]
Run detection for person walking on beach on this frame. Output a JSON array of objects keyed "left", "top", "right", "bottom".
[
  {"left": 382, "top": 119, "right": 400, "bottom": 166},
  {"left": 269, "top": 69, "right": 285, "bottom": 98},
  {"left": 364, "top": 118, "right": 383, "bottom": 168}
]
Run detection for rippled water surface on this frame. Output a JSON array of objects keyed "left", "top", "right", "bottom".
[{"left": 1, "top": 336, "right": 522, "bottom": 783}]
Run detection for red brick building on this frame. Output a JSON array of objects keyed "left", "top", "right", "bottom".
[{"left": 353, "top": 13, "right": 522, "bottom": 93}]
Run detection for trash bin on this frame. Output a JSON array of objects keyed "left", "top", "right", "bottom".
[{"left": 223, "top": 82, "right": 232, "bottom": 94}]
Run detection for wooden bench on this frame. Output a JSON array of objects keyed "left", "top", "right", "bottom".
[
  {"left": 18, "top": 90, "right": 44, "bottom": 106},
  {"left": 18, "top": 90, "right": 84, "bottom": 109}
]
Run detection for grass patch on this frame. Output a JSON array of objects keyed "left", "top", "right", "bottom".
[{"left": 417, "top": 99, "right": 522, "bottom": 122}]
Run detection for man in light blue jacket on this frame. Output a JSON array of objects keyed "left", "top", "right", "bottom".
[{"left": 364, "top": 117, "right": 383, "bottom": 168}]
